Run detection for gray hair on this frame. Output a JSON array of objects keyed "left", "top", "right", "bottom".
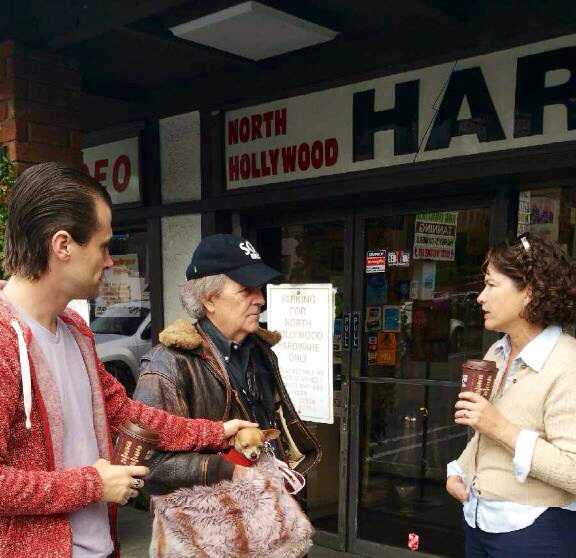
[{"left": 180, "top": 274, "right": 227, "bottom": 319}]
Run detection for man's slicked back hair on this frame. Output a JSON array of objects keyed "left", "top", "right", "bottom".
[{"left": 3, "top": 162, "right": 112, "bottom": 280}]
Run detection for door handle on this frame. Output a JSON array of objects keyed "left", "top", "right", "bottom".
[
  {"left": 352, "top": 312, "right": 360, "bottom": 350},
  {"left": 343, "top": 314, "right": 351, "bottom": 350}
]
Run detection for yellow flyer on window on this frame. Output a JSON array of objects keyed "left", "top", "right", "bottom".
[{"left": 376, "top": 332, "right": 397, "bottom": 366}]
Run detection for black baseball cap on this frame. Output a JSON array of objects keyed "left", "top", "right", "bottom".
[{"left": 185, "top": 234, "right": 282, "bottom": 288}]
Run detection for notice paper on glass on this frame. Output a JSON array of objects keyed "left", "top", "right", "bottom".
[{"left": 267, "top": 283, "right": 334, "bottom": 424}]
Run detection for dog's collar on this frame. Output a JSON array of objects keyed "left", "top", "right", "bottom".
[{"left": 220, "top": 447, "right": 258, "bottom": 468}]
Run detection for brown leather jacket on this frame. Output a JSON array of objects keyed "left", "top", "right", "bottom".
[{"left": 133, "top": 320, "right": 321, "bottom": 495}]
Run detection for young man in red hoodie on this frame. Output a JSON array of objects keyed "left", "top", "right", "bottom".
[{"left": 0, "top": 162, "right": 255, "bottom": 558}]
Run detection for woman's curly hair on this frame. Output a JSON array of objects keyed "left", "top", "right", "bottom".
[{"left": 482, "top": 235, "right": 576, "bottom": 328}]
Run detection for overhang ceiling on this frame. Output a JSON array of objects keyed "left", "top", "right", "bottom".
[{"left": 2, "top": 0, "right": 576, "bottom": 130}]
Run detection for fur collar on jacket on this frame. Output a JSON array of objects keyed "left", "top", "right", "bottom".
[{"left": 159, "top": 320, "right": 281, "bottom": 351}]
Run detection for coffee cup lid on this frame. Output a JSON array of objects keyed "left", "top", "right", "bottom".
[
  {"left": 463, "top": 359, "right": 497, "bottom": 372},
  {"left": 118, "top": 421, "right": 160, "bottom": 442}
]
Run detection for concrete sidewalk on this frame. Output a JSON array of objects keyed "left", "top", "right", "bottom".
[{"left": 118, "top": 507, "right": 355, "bottom": 558}]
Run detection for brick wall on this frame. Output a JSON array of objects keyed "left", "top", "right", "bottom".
[{"left": 0, "top": 40, "right": 82, "bottom": 174}]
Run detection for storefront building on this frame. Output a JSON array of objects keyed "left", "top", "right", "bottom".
[
  {"left": 2, "top": 9, "right": 576, "bottom": 557},
  {"left": 200, "top": 34, "right": 575, "bottom": 557},
  {"left": 80, "top": 32, "right": 576, "bottom": 557}
]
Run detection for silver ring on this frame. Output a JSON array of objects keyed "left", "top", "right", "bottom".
[{"left": 131, "top": 478, "right": 141, "bottom": 489}]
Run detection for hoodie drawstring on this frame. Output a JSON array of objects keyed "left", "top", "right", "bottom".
[{"left": 10, "top": 319, "right": 32, "bottom": 430}]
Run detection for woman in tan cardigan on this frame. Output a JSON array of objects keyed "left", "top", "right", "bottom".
[{"left": 446, "top": 234, "right": 576, "bottom": 558}]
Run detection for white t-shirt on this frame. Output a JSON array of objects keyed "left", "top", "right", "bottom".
[{"left": 23, "top": 315, "right": 113, "bottom": 558}]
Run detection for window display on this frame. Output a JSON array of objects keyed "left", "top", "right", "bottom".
[
  {"left": 363, "top": 209, "right": 490, "bottom": 382},
  {"left": 91, "top": 230, "right": 152, "bottom": 396},
  {"left": 518, "top": 185, "right": 576, "bottom": 335}
]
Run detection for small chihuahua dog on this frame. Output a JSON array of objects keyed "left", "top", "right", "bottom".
[{"left": 223, "top": 427, "right": 280, "bottom": 466}]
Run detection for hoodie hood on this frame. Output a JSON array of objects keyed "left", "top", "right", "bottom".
[{"left": 0, "top": 283, "right": 95, "bottom": 436}]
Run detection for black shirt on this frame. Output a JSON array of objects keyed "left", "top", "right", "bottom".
[{"left": 200, "top": 318, "right": 275, "bottom": 429}]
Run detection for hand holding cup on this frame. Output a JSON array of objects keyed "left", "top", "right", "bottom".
[
  {"left": 460, "top": 359, "right": 497, "bottom": 399},
  {"left": 92, "top": 458, "right": 148, "bottom": 505}
]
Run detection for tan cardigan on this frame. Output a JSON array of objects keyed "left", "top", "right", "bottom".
[{"left": 457, "top": 333, "right": 576, "bottom": 507}]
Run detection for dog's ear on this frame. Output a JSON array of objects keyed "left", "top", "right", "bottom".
[
  {"left": 262, "top": 428, "right": 280, "bottom": 441},
  {"left": 228, "top": 434, "right": 236, "bottom": 447}
]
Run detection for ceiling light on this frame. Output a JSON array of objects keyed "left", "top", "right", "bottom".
[{"left": 169, "top": 1, "right": 338, "bottom": 61}]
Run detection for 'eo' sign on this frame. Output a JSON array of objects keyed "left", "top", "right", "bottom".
[{"left": 83, "top": 137, "right": 141, "bottom": 205}]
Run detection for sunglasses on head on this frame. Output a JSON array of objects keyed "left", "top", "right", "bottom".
[{"left": 505, "top": 232, "right": 531, "bottom": 253}]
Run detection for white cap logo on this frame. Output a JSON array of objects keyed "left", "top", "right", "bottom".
[{"left": 239, "top": 241, "right": 261, "bottom": 260}]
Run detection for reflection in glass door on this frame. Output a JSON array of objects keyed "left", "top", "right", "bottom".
[
  {"left": 352, "top": 207, "right": 491, "bottom": 557},
  {"left": 91, "top": 229, "right": 152, "bottom": 397},
  {"left": 255, "top": 217, "right": 351, "bottom": 550}
]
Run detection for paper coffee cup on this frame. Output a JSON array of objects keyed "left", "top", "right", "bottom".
[
  {"left": 460, "top": 359, "right": 498, "bottom": 399},
  {"left": 111, "top": 421, "right": 160, "bottom": 466}
]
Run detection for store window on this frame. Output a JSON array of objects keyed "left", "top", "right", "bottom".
[
  {"left": 518, "top": 186, "right": 576, "bottom": 254},
  {"left": 358, "top": 208, "right": 491, "bottom": 557},
  {"left": 91, "top": 230, "right": 152, "bottom": 396},
  {"left": 518, "top": 185, "right": 576, "bottom": 335},
  {"left": 363, "top": 209, "right": 489, "bottom": 381}
]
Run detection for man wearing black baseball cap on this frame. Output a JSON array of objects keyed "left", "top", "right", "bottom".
[
  {"left": 185, "top": 234, "right": 281, "bottom": 287},
  {"left": 134, "top": 234, "right": 320, "bottom": 493}
]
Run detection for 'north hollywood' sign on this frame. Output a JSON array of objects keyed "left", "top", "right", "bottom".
[{"left": 226, "top": 33, "right": 576, "bottom": 188}]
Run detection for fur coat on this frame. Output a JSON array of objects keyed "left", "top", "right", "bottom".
[{"left": 150, "top": 455, "right": 314, "bottom": 558}]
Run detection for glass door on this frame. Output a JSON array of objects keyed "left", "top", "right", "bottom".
[
  {"left": 349, "top": 201, "right": 494, "bottom": 558},
  {"left": 251, "top": 211, "right": 354, "bottom": 552}
]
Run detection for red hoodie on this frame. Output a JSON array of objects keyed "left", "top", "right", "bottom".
[{"left": 0, "top": 293, "right": 226, "bottom": 558}]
